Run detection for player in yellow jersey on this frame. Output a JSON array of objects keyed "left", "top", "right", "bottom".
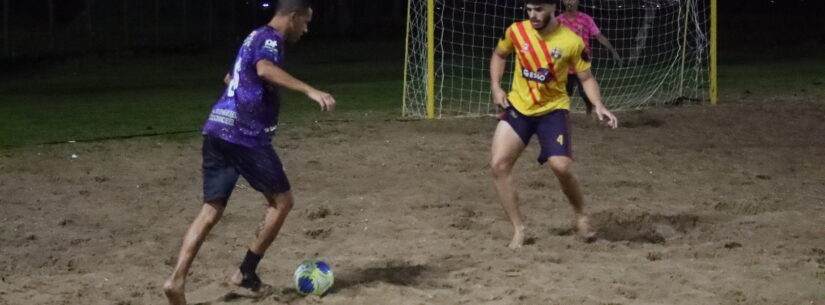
[{"left": 489, "top": 0, "right": 618, "bottom": 249}]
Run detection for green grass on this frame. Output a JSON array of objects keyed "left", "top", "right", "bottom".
[
  {"left": 1, "top": 41, "right": 823, "bottom": 147},
  {"left": 718, "top": 59, "right": 825, "bottom": 98},
  {"left": 0, "top": 41, "right": 404, "bottom": 147},
  {"left": 718, "top": 46, "right": 825, "bottom": 99}
]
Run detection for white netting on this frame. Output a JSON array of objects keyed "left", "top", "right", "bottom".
[{"left": 404, "top": 0, "right": 710, "bottom": 117}]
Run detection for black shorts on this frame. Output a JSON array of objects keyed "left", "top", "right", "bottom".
[
  {"left": 202, "top": 135, "right": 291, "bottom": 203},
  {"left": 498, "top": 106, "right": 572, "bottom": 164},
  {"left": 566, "top": 73, "right": 593, "bottom": 109}
]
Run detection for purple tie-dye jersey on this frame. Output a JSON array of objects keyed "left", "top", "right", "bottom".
[{"left": 203, "top": 26, "right": 285, "bottom": 148}]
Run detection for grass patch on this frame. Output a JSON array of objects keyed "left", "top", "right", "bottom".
[
  {"left": 0, "top": 42, "right": 404, "bottom": 147},
  {"left": 718, "top": 47, "right": 825, "bottom": 99},
  {"left": 1, "top": 41, "right": 822, "bottom": 147}
]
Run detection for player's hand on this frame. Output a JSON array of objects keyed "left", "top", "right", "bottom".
[
  {"left": 594, "top": 106, "right": 618, "bottom": 129},
  {"left": 492, "top": 87, "right": 509, "bottom": 109},
  {"left": 612, "top": 53, "right": 623, "bottom": 66},
  {"left": 308, "top": 89, "right": 336, "bottom": 111}
]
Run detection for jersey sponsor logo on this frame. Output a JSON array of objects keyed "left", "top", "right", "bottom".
[
  {"left": 263, "top": 39, "right": 279, "bottom": 57},
  {"left": 212, "top": 109, "right": 237, "bottom": 119},
  {"left": 551, "top": 47, "right": 562, "bottom": 60},
  {"left": 208, "top": 113, "right": 235, "bottom": 126},
  {"left": 522, "top": 67, "right": 554, "bottom": 83}
]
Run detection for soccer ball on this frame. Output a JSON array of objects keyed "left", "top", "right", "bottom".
[{"left": 293, "top": 260, "right": 334, "bottom": 296}]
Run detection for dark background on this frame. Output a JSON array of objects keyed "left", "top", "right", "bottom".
[
  {"left": 1, "top": 0, "right": 824, "bottom": 61},
  {"left": 0, "top": 0, "right": 407, "bottom": 60},
  {"left": 718, "top": 0, "right": 825, "bottom": 55}
]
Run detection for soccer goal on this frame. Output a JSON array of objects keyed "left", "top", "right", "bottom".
[{"left": 403, "top": 0, "right": 717, "bottom": 118}]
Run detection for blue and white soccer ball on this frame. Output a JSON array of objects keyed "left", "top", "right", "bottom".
[{"left": 293, "top": 260, "right": 334, "bottom": 296}]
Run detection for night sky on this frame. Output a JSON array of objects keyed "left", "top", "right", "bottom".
[{"left": 1, "top": 0, "right": 823, "bottom": 60}]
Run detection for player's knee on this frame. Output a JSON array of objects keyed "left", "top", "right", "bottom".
[
  {"left": 548, "top": 157, "right": 573, "bottom": 176},
  {"left": 490, "top": 158, "right": 513, "bottom": 177},
  {"left": 269, "top": 192, "right": 294, "bottom": 211},
  {"left": 280, "top": 198, "right": 294, "bottom": 211},
  {"left": 203, "top": 202, "right": 226, "bottom": 222}
]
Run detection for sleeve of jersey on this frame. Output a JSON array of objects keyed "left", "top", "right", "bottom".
[
  {"left": 495, "top": 25, "right": 516, "bottom": 54},
  {"left": 587, "top": 15, "right": 601, "bottom": 36},
  {"left": 571, "top": 38, "right": 592, "bottom": 73},
  {"left": 253, "top": 34, "right": 283, "bottom": 66}
]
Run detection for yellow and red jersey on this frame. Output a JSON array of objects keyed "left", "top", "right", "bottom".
[{"left": 496, "top": 21, "right": 592, "bottom": 116}]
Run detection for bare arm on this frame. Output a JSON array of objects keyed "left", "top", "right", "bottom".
[
  {"left": 577, "top": 69, "right": 618, "bottom": 128},
  {"left": 595, "top": 34, "right": 621, "bottom": 61},
  {"left": 490, "top": 50, "right": 511, "bottom": 108},
  {"left": 255, "top": 59, "right": 336, "bottom": 111},
  {"left": 224, "top": 73, "right": 231, "bottom": 85}
]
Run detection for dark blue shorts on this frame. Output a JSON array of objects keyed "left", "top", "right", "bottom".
[
  {"left": 498, "top": 106, "right": 572, "bottom": 164},
  {"left": 202, "top": 136, "right": 291, "bottom": 204}
]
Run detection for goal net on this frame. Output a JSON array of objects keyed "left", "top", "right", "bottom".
[{"left": 403, "top": 0, "right": 711, "bottom": 118}]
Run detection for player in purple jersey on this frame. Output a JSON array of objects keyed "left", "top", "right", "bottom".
[{"left": 163, "top": 1, "right": 335, "bottom": 304}]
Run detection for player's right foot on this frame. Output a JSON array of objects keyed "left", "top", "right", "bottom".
[
  {"left": 162, "top": 276, "right": 186, "bottom": 305},
  {"left": 508, "top": 225, "right": 526, "bottom": 249}
]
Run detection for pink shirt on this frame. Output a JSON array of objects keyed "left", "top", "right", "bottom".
[
  {"left": 556, "top": 12, "right": 600, "bottom": 51},
  {"left": 557, "top": 12, "right": 600, "bottom": 74}
]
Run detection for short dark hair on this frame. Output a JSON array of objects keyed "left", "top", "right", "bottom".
[
  {"left": 277, "top": 0, "right": 312, "bottom": 15},
  {"left": 524, "top": 0, "right": 556, "bottom": 5}
]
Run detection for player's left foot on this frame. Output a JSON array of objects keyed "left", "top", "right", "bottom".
[
  {"left": 576, "top": 215, "right": 597, "bottom": 243},
  {"left": 229, "top": 268, "right": 263, "bottom": 292}
]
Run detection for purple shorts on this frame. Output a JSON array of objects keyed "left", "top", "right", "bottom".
[
  {"left": 498, "top": 106, "right": 572, "bottom": 164},
  {"left": 201, "top": 136, "right": 291, "bottom": 204}
]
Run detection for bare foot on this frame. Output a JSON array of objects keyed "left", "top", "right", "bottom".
[
  {"left": 162, "top": 276, "right": 186, "bottom": 305},
  {"left": 508, "top": 226, "right": 526, "bottom": 249},
  {"left": 576, "top": 215, "right": 597, "bottom": 243}
]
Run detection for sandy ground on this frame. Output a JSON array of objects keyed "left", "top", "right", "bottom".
[{"left": 1, "top": 99, "right": 824, "bottom": 305}]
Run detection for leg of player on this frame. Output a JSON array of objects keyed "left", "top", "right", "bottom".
[
  {"left": 228, "top": 191, "right": 294, "bottom": 290},
  {"left": 566, "top": 74, "right": 594, "bottom": 115},
  {"left": 577, "top": 76, "right": 595, "bottom": 115},
  {"left": 565, "top": 73, "right": 577, "bottom": 99},
  {"left": 490, "top": 121, "right": 528, "bottom": 249},
  {"left": 163, "top": 201, "right": 227, "bottom": 305},
  {"left": 547, "top": 156, "right": 595, "bottom": 242}
]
